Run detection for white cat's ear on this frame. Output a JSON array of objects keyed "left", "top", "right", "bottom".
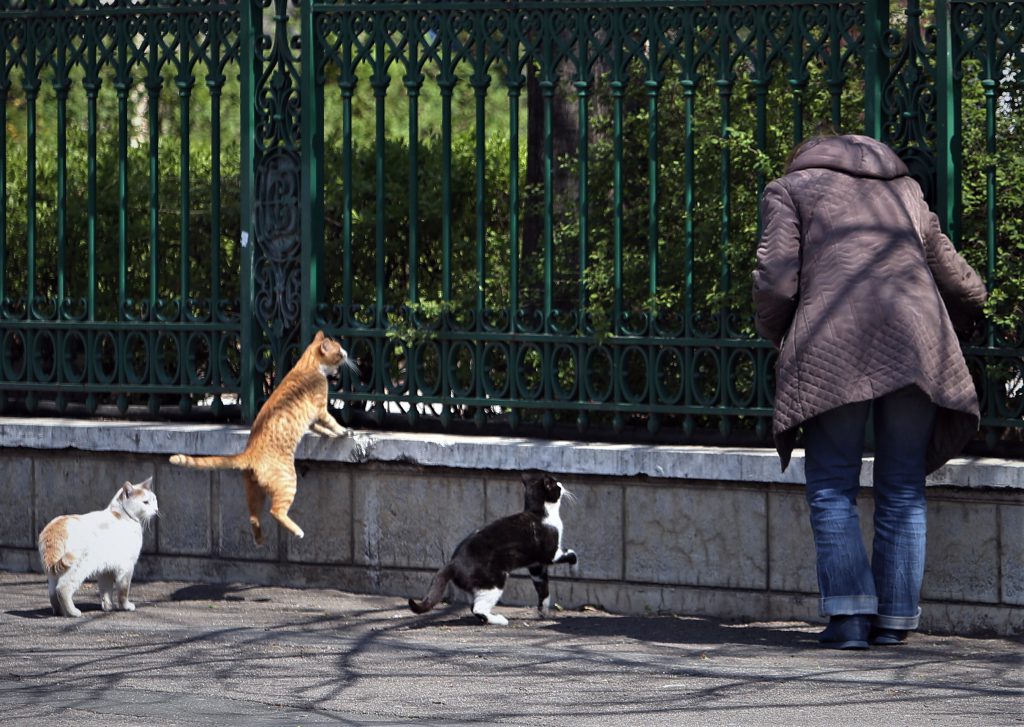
[
  {"left": 121, "top": 482, "right": 133, "bottom": 498},
  {"left": 137, "top": 476, "right": 154, "bottom": 490}
]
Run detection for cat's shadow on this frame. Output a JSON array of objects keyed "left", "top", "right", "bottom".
[
  {"left": 401, "top": 605, "right": 808, "bottom": 647},
  {"left": 6, "top": 603, "right": 104, "bottom": 619},
  {"left": 169, "top": 584, "right": 269, "bottom": 603}
]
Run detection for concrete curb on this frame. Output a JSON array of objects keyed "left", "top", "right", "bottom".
[{"left": 0, "top": 417, "right": 1021, "bottom": 489}]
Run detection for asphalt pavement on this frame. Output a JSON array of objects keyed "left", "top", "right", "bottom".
[{"left": 0, "top": 571, "right": 1020, "bottom": 726}]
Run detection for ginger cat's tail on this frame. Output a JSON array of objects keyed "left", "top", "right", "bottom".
[
  {"left": 408, "top": 565, "right": 454, "bottom": 614},
  {"left": 169, "top": 453, "right": 249, "bottom": 470}
]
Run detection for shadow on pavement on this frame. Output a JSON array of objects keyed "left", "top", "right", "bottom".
[
  {"left": 7, "top": 602, "right": 104, "bottom": 619},
  {"left": 544, "top": 613, "right": 817, "bottom": 647},
  {"left": 169, "top": 583, "right": 272, "bottom": 602}
]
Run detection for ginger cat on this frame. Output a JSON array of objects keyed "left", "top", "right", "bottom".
[{"left": 170, "top": 330, "right": 350, "bottom": 543}]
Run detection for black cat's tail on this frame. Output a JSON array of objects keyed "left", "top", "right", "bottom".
[{"left": 408, "top": 565, "right": 453, "bottom": 614}]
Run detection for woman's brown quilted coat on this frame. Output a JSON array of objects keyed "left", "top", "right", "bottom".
[{"left": 753, "top": 135, "right": 987, "bottom": 473}]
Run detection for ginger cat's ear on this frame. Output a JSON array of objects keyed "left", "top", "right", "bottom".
[
  {"left": 320, "top": 338, "right": 333, "bottom": 355},
  {"left": 313, "top": 330, "right": 325, "bottom": 343}
]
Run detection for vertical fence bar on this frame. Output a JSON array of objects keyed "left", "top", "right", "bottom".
[
  {"left": 178, "top": 23, "right": 193, "bottom": 319},
  {"left": 371, "top": 19, "right": 388, "bottom": 423},
  {"left": 24, "top": 31, "right": 37, "bottom": 317},
  {"left": 338, "top": 11, "right": 356, "bottom": 424},
  {"left": 981, "top": 7, "right": 997, "bottom": 344},
  {"left": 645, "top": 8, "right": 660, "bottom": 433},
  {"left": 207, "top": 19, "right": 224, "bottom": 413},
  {"left": 863, "top": 0, "right": 888, "bottom": 139},
  {"left": 438, "top": 20, "right": 453, "bottom": 430},
  {"left": 473, "top": 39, "right": 488, "bottom": 317},
  {"left": 372, "top": 26, "right": 387, "bottom": 327},
  {"left": 405, "top": 8, "right": 420, "bottom": 307},
  {"left": 0, "top": 50, "right": 6, "bottom": 312},
  {"left": 541, "top": 51, "right": 554, "bottom": 326},
  {"left": 611, "top": 54, "right": 624, "bottom": 335},
  {"left": 717, "top": 9, "right": 733, "bottom": 435},
  {"left": 575, "top": 11, "right": 589, "bottom": 432},
  {"left": 85, "top": 46, "right": 98, "bottom": 322},
  {"left": 404, "top": 6, "right": 422, "bottom": 424},
  {"left": 208, "top": 33, "right": 223, "bottom": 313},
  {"left": 645, "top": 11, "right": 659, "bottom": 309},
  {"left": 681, "top": 20, "right": 696, "bottom": 436},
  {"left": 240, "top": 0, "right": 257, "bottom": 422},
  {"left": 507, "top": 65, "right": 522, "bottom": 418},
  {"left": 54, "top": 40, "right": 69, "bottom": 309},
  {"left": 301, "top": 0, "right": 324, "bottom": 346},
  {"left": 935, "top": 0, "right": 956, "bottom": 242},
  {"left": 828, "top": 7, "right": 844, "bottom": 130},
  {"left": 147, "top": 27, "right": 161, "bottom": 317},
  {"left": 440, "top": 25, "right": 454, "bottom": 306},
  {"left": 116, "top": 16, "right": 132, "bottom": 415},
  {"left": 471, "top": 11, "right": 490, "bottom": 430},
  {"left": 116, "top": 16, "right": 129, "bottom": 315}
]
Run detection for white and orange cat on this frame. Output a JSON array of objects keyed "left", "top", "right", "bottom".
[
  {"left": 38, "top": 477, "right": 159, "bottom": 617},
  {"left": 170, "top": 330, "right": 351, "bottom": 544}
]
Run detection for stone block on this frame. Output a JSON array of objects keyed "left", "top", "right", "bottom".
[
  {"left": 215, "top": 471, "right": 279, "bottom": 560},
  {"left": 923, "top": 499, "right": 999, "bottom": 604},
  {"left": 999, "top": 505, "right": 1024, "bottom": 606},
  {"left": 154, "top": 463, "right": 212, "bottom": 556},
  {"left": 0, "top": 546, "right": 34, "bottom": 573},
  {"left": 625, "top": 484, "right": 767, "bottom": 589},
  {"left": 34, "top": 455, "right": 157, "bottom": 553},
  {"left": 768, "top": 487, "right": 875, "bottom": 594},
  {"left": 483, "top": 475, "right": 522, "bottom": 523},
  {"left": 285, "top": 465, "right": 353, "bottom": 564},
  {"left": 0, "top": 454, "right": 33, "bottom": 547},
  {"left": 353, "top": 469, "right": 484, "bottom": 569},
  {"left": 920, "top": 601, "right": 1024, "bottom": 636}
]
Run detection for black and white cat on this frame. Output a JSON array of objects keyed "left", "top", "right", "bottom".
[{"left": 409, "top": 472, "right": 578, "bottom": 625}]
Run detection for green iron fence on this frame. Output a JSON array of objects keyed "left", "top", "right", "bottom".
[{"left": 0, "top": 0, "right": 1021, "bottom": 451}]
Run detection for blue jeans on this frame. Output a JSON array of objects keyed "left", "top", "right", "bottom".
[{"left": 802, "top": 386, "right": 936, "bottom": 630}]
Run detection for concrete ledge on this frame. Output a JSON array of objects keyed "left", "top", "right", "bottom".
[{"left": 1, "top": 417, "right": 1021, "bottom": 489}]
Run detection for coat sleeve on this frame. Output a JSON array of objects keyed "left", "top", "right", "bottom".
[
  {"left": 753, "top": 180, "right": 801, "bottom": 348},
  {"left": 919, "top": 205, "right": 987, "bottom": 335}
]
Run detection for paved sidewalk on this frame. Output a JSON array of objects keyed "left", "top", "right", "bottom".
[{"left": 0, "top": 572, "right": 1020, "bottom": 727}]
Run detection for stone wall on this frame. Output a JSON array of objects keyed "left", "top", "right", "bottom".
[{"left": 0, "top": 418, "right": 1021, "bottom": 635}]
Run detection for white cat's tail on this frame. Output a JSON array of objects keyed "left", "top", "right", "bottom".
[
  {"left": 408, "top": 565, "right": 453, "bottom": 614},
  {"left": 169, "top": 453, "right": 248, "bottom": 470},
  {"left": 38, "top": 516, "right": 73, "bottom": 575}
]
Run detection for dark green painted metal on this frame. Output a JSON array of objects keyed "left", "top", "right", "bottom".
[
  {"left": 0, "top": 0, "right": 1019, "bottom": 448},
  {"left": 239, "top": 0, "right": 257, "bottom": 423},
  {"left": 0, "top": 0, "right": 245, "bottom": 418}
]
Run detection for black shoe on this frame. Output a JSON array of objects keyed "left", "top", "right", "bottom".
[
  {"left": 870, "top": 627, "right": 908, "bottom": 646},
  {"left": 818, "top": 615, "right": 871, "bottom": 650}
]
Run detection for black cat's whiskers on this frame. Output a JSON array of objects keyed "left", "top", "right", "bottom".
[{"left": 559, "top": 485, "right": 577, "bottom": 505}]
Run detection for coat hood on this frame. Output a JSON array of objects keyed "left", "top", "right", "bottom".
[{"left": 786, "top": 134, "right": 909, "bottom": 180}]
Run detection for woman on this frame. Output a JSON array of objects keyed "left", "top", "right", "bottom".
[{"left": 753, "top": 134, "right": 987, "bottom": 649}]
